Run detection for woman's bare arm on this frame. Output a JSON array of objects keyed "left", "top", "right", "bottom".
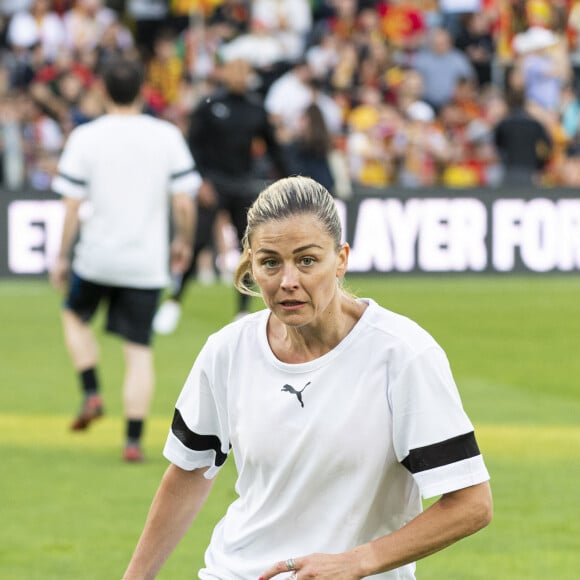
[
  {"left": 123, "top": 464, "right": 215, "bottom": 580},
  {"left": 355, "top": 481, "right": 493, "bottom": 576},
  {"left": 260, "top": 481, "right": 492, "bottom": 579}
]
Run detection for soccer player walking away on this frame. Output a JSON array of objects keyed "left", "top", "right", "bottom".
[
  {"left": 123, "top": 176, "right": 492, "bottom": 578},
  {"left": 50, "top": 56, "right": 201, "bottom": 462}
]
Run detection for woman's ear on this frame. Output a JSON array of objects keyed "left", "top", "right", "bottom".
[
  {"left": 246, "top": 248, "right": 255, "bottom": 277},
  {"left": 337, "top": 243, "right": 349, "bottom": 278}
]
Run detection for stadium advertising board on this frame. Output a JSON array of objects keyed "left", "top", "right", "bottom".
[{"left": 1, "top": 186, "right": 579, "bottom": 277}]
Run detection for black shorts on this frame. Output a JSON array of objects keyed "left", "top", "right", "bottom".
[
  {"left": 217, "top": 193, "right": 256, "bottom": 243},
  {"left": 64, "top": 272, "right": 161, "bottom": 346},
  {"left": 194, "top": 203, "right": 219, "bottom": 252}
]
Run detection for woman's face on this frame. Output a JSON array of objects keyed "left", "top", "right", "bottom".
[
  {"left": 250, "top": 214, "right": 348, "bottom": 328},
  {"left": 33, "top": 0, "right": 50, "bottom": 13}
]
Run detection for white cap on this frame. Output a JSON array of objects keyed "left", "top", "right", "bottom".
[
  {"left": 406, "top": 101, "right": 435, "bottom": 123},
  {"left": 513, "top": 27, "right": 558, "bottom": 54},
  {"left": 7, "top": 14, "right": 39, "bottom": 48}
]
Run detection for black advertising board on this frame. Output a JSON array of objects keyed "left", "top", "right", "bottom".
[{"left": 1, "top": 186, "right": 579, "bottom": 277}]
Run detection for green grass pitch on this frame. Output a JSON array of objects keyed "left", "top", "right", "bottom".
[{"left": 1, "top": 275, "right": 579, "bottom": 579}]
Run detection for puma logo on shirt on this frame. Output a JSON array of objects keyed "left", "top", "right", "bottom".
[{"left": 281, "top": 381, "right": 311, "bottom": 408}]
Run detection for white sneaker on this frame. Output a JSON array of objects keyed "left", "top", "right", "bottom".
[
  {"left": 219, "top": 269, "right": 234, "bottom": 286},
  {"left": 197, "top": 268, "right": 216, "bottom": 286},
  {"left": 153, "top": 300, "right": 181, "bottom": 335}
]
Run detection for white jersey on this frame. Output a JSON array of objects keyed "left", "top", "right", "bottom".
[
  {"left": 52, "top": 114, "right": 201, "bottom": 288},
  {"left": 164, "top": 299, "right": 490, "bottom": 580}
]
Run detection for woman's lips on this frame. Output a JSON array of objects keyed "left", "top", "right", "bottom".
[{"left": 279, "top": 300, "right": 305, "bottom": 310}]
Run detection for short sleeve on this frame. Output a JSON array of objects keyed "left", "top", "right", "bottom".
[
  {"left": 163, "top": 336, "right": 231, "bottom": 478},
  {"left": 51, "top": 129, "right": 89, "bottom": 199},
  {"left": 391, "top": 346, "right": 490, "bottom": 498},
  {"left": 167, "top": 127, "right": 202, "bottom": 197}
]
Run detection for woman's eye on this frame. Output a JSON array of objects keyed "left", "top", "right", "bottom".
[
  {"left": 301, "top": 257, "right": 315, "bottom": 266},
  {"left": 263, "top": 259, "right": 278, "bottom": 268}
]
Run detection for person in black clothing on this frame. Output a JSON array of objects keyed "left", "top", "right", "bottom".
[
  {"left": 454, "top": 12, "right": 495, "bottom": 89},
  {"left": 153, "top": 58, "right": 290, "bottom": 334},
  {"left": 493, "top": 86, "right": 553, "bottom": 186}
]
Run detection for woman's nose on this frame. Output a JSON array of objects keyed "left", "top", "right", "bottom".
[{"left": 280, "top": 264, "right": 299, "bottom": 289}]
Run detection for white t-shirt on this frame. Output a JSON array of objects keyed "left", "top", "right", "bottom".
[
  {"left": 252, "top": 0, "right": 312, "bottom": 36},
  {"left": 7, "top": 11, "right": 66, "bottom": 60},
  {"left": 264, "top": 71, "right": 343, "bottom": 135},
  {"left": 1, "top": 0, "right": 31, "bottom": 16},
  {"left": 164, "top": 299, "right": 490, "bottom": 580},
  {"left": 52, "top": 114, "right": 201, "bottom": 288}
]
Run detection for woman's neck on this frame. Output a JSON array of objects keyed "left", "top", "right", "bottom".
[{"left": 268, "top": 295, "right": 366, "bottom": 363}]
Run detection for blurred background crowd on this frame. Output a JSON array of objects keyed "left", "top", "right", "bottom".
[{"left": 3, "top": 0, "right": 580, "bottom": 195}]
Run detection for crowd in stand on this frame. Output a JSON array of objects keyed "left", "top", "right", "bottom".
[{"left": 3, "top": 0, "right": 580, "bottom": 194}]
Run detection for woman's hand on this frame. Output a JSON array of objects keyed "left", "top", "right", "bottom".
[
  {"left": 259, "top": 552, "right": 363, "bottom": 580},
  {"left": 169, "top": 237, "right": 193, "bottom": 275},
  {"left": 49, "top": 256, "right": 70, "bottom": 292}
]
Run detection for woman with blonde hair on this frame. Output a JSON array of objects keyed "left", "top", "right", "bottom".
[{"left": 124, "top": 175, "right": 492, "bottom": 579}]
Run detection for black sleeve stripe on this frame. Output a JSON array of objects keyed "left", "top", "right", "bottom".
[
  {"left": 401, "top": 431, "right": 480, "bottom": 474},
  {"left": 57, "top": 172, "right": 87, "bottom": 186},
  {"left": 170, "top": 167, "right": 196, "bottom": 180},
  {"left": 171, "top": 408, "right": 230, "bottom": 467}
]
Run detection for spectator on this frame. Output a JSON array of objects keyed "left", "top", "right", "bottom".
[
  {"left": 1, "top": 0, "right": 33, "bottom": 19},
  {"left": 19, "top": 91, "right": 64, "bottom": 188},
  {"left": 556, "top": 143, "right": 580, "bottom": 186},
  {"left": 49, "top": 56, "right": 201, "bottom": 462},
  {"left": 251, "top": 0, "right": 312, "bottom": 61},
  {"left": 2, "top": 37, "right": 37, "bottom": 91},
  {"left": 411, "top": 26, "right": 476, "bottom": 112},
  {"left": 281, "top": 102, "right": 336, "bottom": 193},
  {"left": 97, "top": 25, "right": 139, "bottom": 73},
  {"left": 319, "top": 0, "right": 359, "bottom": 42},
  {"left": 265, "top": 59, "right": 343, "bottom": 139},
  {"left": 513, "top": 26, "right": 570, "bottom": 115},
  {"left": 165, "top": 0, "right": 218, "bottom": 37},
  {"left": 176, "top": 11, "right": 220, "bottom": 85},
  {"left": 29, "top": 47, "right": 98, "bottom": 130},
  {"left": 63, "top": 0, "right": 132, "bottom": 54},
  {"left": 479, "top": 84, "right": 509, "bottom": 129},
  {"left": 568, "top": 0, "right": 580, "bottom": 55},
  {"left": 327, "top": 38, "right": 359, "bottom": 94},
  {"left": 217, "top": 18, "right": 287, "bottom": 70},
  {"left": 217, "top": 0, "right": 311, "bottom": 73},
  {"left": 493, "top": 85, "right": 553, "bottom": 186},
  {"left": 377, "top": 0, "right": 427, "bottom": 52},
  {"left": 452, "top": 75, "right": 484, "bottom": 122},
  {"left": 125, "top": 0, "right": 168, "bottom": 59},
  {"left": 439, "top": 96, "right": 500, "bottom": 188},
  {"left": 0, "top": 92, "right": 26, "bottom": 190},
  {"left": 392, "top": 67, "right": 427, "bottom": 113},
  {"left": 208, "top": 0, "right": 251, "bottom": 42},
  {"left": 382, "top": 0, "right": 428, "bottom": 69},
  {"left": 560, "top": 80, "right": 580, "bottom": 141},
  {"left": 346, "top": 93, "right": 403, "bottom": 187},
  {"left": 0, "top": 18, "right": 5, "bottom": 52},
  {"left": 144, "top": 28, "right": 187, "bottom": 118},
  {"left": 305, "top": 26, "right": 340, "bottom": 82},
  {"left": 396, "top": 99, "right": 452, "bottom": 188},
  {"left": 454, "top": 11, "right": 496, "bottom": 88},
  {"left": 356, "top": 35, "right": 393, "bottom": 96},
  {"left": 7, "top": 0, "right": 66, "bottom": 63}
]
